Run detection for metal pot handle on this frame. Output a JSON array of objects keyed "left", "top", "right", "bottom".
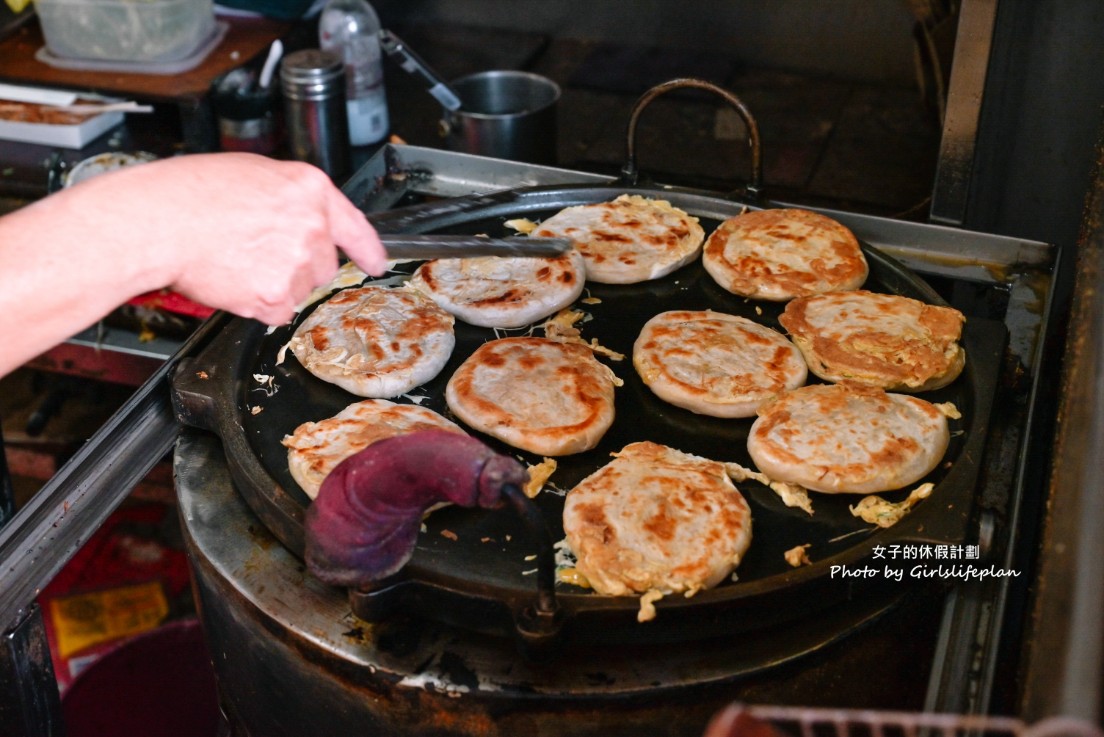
[{"left": 620, "top": 77, "right": 764, "bottom": 202}]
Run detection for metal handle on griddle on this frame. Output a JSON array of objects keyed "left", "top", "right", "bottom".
[
  {"left": 620, "top": 77, "right": 764, "bottom": 202},
  {"left": 501, "top": 482, "right": 564, "bottom": 658},
  {"left": 501, "top": 484, "right": 558, "bottom": 614},
  {"left": 347, "top": 482, "right": 564, "bottom": 659}
]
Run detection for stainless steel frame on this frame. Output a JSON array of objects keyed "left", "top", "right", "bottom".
[
  {"left": 212, "top": 145, "right": 1066, "bottom": 721},
  {"left": 929, "top": 0, "right": 999, "bottom": 226},
  {"left": 0, "top": 143, "right": 1080, "bottom": 733},
  {"left": 1018, "top": 137, "right": 1104, "bottom": 724}
]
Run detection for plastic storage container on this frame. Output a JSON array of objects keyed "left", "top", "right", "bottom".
[{"left": 36, "top": 0, "right": 216, "bottom": 63}]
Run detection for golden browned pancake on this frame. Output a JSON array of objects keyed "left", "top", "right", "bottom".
[
  {"left": 747, "top": 382, "right": 950, "bottom": 494},
  {"left": 779, "top": 290, "right": 966, "bottom": 392},
  {"left": 702, "top": 208, "right": 868, "bottom": 301},
  {"left": 632, "top": 310, "right": 807, "bottom": 417},
  {"left": 444, "top": 337, "right": 618, "bottom": 456},
  {"left": 282, "top": 399, "right": 467, "bottom": 499},
  {"left": 531, "top": 194, "right": 705, "bottom": 284},
  {"left": 562, "top": 441, "right": 752, "bottom": 597},
  {"left": 407, "top": 249, "right": 586, "bottom": 328},
  {"left": 288, "top": 286, "right": 455, "bottom": 398}
]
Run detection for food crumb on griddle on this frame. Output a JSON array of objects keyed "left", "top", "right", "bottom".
[
  {"left": 784, "top": 544, "right": 812, "bottom": 568},
  {"left": 849, "top": 483, "right": 934, "bottom": 528},
  {"left": 524, "top": 458, "right": 558, "bottom": 497},
  {"left": 725, "top": 461, "right": 814, "bottom": 515},
  {"left": 440, "top": 529, "right": 458, "bottom": 541},
  {"left": 504, "top": 218, "right": 539, "bottom": 234},
  {"left": 252, "top": 373, "right": 277, "bottom": 397},
  {"left": 936, "top": 402, "right": 962, "bottom": 419},
  {"left": 637, "top": 589, "right": 665, "bottom": 623},
  {"left": 539, "top": 308, "right": 625, "bottom": 362}
]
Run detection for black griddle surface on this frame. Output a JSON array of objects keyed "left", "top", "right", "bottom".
[{"left": 177, "top": 186, "right": 1004, "bottom": 646}]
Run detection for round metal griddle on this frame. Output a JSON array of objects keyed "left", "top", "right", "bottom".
[
  {"left": 170, "top": 80, "right": 1005, "bottom": 652},
  {"left": 172, "top": 183, "right": 1004, "bottom": 649}
]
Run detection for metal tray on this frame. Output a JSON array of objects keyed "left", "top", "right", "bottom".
[{"left": 171, "top": 181, "right": 1006, "bottom": 650}]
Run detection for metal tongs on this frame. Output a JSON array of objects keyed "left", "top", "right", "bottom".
[{"left": 378, "top": 233, "right": 572, "bottom": 260}]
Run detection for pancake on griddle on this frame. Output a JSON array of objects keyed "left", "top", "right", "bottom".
[
  {"left": 288, "top": 286, "right": 455, "bottom": 398},
  {"left": 407, "top": 248, "right": 586, "bottom": 328},
  {"left": 530, "top": 194, "right": 705, "bottom": 284},
  {"left": 779, "top": 290, "right": 966, "bottom": 392},
  {"left": 445, "top": 336, "right": 619, "bottom": 456},
  {"left": 283, "top": 399, "right": 466, "bottom": 499},
  {"left": 702, "top": 208, "right": 868, "bottom": 301},
  {"left": 633, "top": 309, "right": 807, "bottom": 418},
  {"left": 747, "top": 382, "right": 950, "bottom": 494},
  {"left": 563, "top": 441, "right": 752, "bottom": 600}
]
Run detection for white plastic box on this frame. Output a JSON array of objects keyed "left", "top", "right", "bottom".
[
  {"left": 0, "top": 109, "right": 123, "bottom": 148},
  {"left": 36, "top": 0, "right": 216, "bottom": 63}
]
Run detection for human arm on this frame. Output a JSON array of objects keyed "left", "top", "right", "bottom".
[{"left": 0, "top": 152, "right": 387, "bottom": 377}]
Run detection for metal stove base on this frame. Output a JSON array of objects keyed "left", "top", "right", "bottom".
[
  {"left": 170, "top": 146, "right": 1064, "bottom": 734},
  {"left": 178, "top": 430, "right": 958, "bottom": 737}
]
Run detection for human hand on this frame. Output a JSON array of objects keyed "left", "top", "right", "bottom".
[
  {"left": 73, "top": 152, "right": 388, "bottom": 325},
  {"left": 0, "top": 152, "right": 389, "bottom": 376}
]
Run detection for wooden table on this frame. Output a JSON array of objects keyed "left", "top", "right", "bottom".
[{"left": 0, "top": 13, "right": 292, "bottom": 149}]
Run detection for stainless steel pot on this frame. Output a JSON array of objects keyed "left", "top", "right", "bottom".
[{"left": 439, "top": 70, "right": 560, "bottom": 165}]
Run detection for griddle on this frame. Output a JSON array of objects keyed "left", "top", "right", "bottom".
[
  {"left": 170, "top": 80, "right": 1004, "bottom": 652},
  {"left": 171, "top": 182, "right": 1005, "bottom": 650}
]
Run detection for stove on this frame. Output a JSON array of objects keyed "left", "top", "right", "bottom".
[{"left": 172, "top": 144, "right": 1067, "bottom": 736}]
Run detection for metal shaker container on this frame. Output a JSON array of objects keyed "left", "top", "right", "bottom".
[{"left": 280, "top": 49, "right": 350, "bottom": 180}]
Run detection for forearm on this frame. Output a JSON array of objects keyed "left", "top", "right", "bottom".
[
  {"left": 0, "top": 184, "right": 171, "bottom": 376},
  {"left": 0, "top": 152, "right": 386, "bottom": 378}
]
